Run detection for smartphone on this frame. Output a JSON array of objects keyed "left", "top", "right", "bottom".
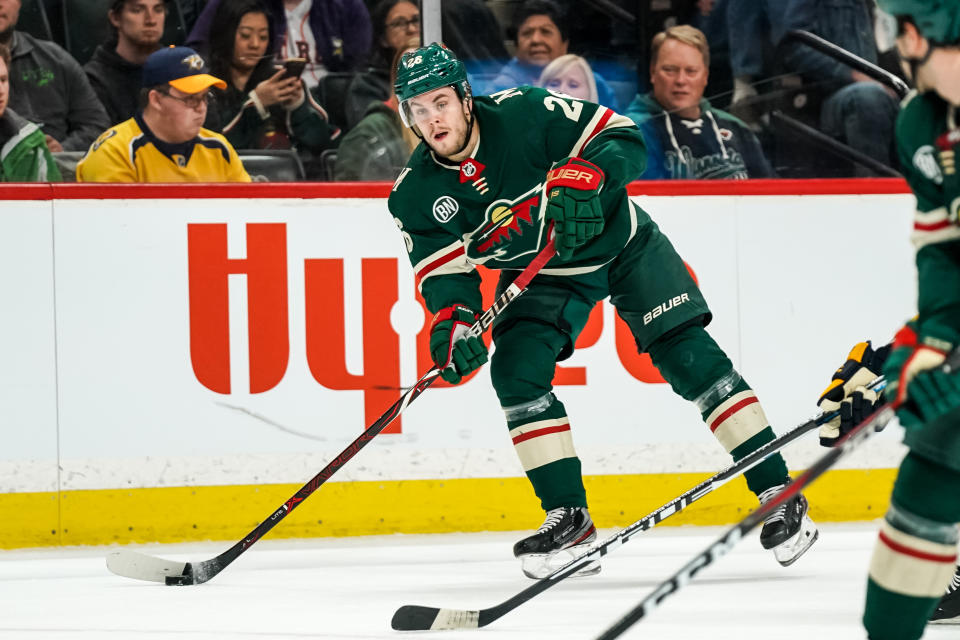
[{"left": 282, "top": 58, "right": 307, "bottom": 79}]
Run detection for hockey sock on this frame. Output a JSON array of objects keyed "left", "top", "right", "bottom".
[
  {"left": 647, "top": 323, "right": 789, "bottom": 496},
  {"left": 863, "top": 453, "right": 960, "bottom": 640},
  {"left": 493, "top": 320, "right": 587, "bottom": 512}
]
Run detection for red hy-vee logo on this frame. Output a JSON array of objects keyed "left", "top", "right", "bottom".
[{"left": 467, "top": 184, "right": 542, "bottom": 261}]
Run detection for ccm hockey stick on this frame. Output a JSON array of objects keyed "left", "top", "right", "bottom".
[
  {"left": 106, "top": 235, "right": 557, "bottom": 586},
  {"left": 390, "top": 378, "right": 886, "bottom": 631},
  {"left": 594, "top": 355, "right": 960, "bottom": 639}
]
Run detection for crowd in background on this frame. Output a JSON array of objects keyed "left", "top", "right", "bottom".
[{"left": 0, "top": 0, "right": 907, "bottom": 182}]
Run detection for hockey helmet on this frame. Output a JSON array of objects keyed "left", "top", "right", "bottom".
[
  {"left": 394, "top": 42, "right": 472, "bottom": 127},
  {"left": 878, "top": 0, "right": 960, "bottom": 45}
]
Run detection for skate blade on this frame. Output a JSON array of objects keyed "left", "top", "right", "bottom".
[
  {"left": 773, "top": 515, "right": 819, "bottom": 567},
  {"left": 520, "top": 544, "right": 600, "bottom": 580},
  {"left": 929, "top": 617, "right": 960, "bottom": 625}
]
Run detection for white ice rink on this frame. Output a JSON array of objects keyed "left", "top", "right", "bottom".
[{"left": 3, "top": 523, "right": 957, "bottom": 640}]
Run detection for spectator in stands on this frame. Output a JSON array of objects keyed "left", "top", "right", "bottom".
[
  {"left": 77, "top": 46, "right": 250, "bottom": 182},
  {"left": 334, "top": 39, "right": 418, "bottom": 181},
  {"left": 767, "top": 0, "right": 900, "bottom": 174},
  {"left": 186, "top": 0, "right": 372, "bottom": 89},
  {"left": 0, "top": 42, "right": 60, "bottom": 180},
  {"left": 485, "top": 0, "right": 618, "bottom": 109},
  {"left": 204, "top": 0, "right": 340, "bottom": 161},
  {"left": 0, "top": 0, "right": 110, "bottom": 152},
  {"left": 625, "top": 25, "right": 773, "bottom": 179},
  {"left": 343, "top": 0, "right": 419, "bottom": 130},
  {"left": 537, "top": 54, "right": 598, "bottom": 102},
  {"left": 85, "top": 0, "right": 167, "bottom": 125}
]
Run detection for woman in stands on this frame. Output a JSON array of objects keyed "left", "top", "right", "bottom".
[
  {"left": 537, "top": 54, "right": 599, "bottom": 103},
  {"left": 334, "top": 39, "right": 420, "bottom": 181},
  {"left": 0, "top": 43, "right": 60, "bottom": 181},
  {"left": 204, "top": 0, "right": 340, "bottom": 177}
]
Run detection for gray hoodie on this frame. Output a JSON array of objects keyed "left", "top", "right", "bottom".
[{"left": 8, "top": 31, "right": 110, "bottom": 152}]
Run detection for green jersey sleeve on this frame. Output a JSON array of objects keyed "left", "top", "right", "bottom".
[{"left": 388, "top": 164, "right": 483, "bottom": 314}]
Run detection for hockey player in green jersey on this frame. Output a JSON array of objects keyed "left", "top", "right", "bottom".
[
  {"left": 813, "top": 0, "right": 960, "bottom": 635},
  {"left": 388, "top": 42, "right": 818, "bottom": 578}
]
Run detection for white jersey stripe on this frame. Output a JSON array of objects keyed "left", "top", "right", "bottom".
[{"left": 869, "top": 521, "right": 958, "bottom": 597}]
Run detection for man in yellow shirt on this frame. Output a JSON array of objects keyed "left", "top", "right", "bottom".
[{"left": 77, "top": 46, "right": 250, "bottom": 182}]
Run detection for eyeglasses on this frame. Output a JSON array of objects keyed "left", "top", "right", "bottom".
[
  {"left": 158, "top": 88, "right": 212, "bottom": 109},
  {"left": 386, "top": 15, "right": 420, "bottom": 32}
]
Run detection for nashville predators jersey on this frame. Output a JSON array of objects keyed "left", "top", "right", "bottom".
[
  {"left": 76, "top": 113, "right": 251, "bottom": 183},
  {"left": 388, "top": 86, "right": 647, "bottom": 314}
]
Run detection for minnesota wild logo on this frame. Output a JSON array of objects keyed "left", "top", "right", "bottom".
[{"left": 466, "top": 184, "right": 543, "bottom": 262}]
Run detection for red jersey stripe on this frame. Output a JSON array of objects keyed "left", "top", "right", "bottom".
[
  {"left": 709, "top": 396, "right": 759, "bottom": 433},
  {"left": 512, "top": 424, "right": 571, "bottom": 445},
  {"left": 416, "top": 246, "right": 466, "bottom": 284},
  {"left": 879, "top": 530, "right": 959, "bottom": 564},
  {"left": 575, "top": 109, "right": 614, "bottom": 157}
]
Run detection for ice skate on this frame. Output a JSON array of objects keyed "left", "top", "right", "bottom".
[
  {"left": 930, "top": 566, "right": 960, "bottom": 624},
  {"left": 513, "top": 507, "right": 599, "bottom": 579},
  {"left": 758, "top": 483, "right": 819, "bottom": 567}
]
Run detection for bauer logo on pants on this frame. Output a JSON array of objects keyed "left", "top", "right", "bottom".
[{"left": 643, "top": 293, "right": 690, "bottom": 325}]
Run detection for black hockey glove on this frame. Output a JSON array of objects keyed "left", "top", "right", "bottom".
[
  {"left": 817, "top": 340, "right": 890, "bottom": 447},
  {"left": 543, "top": 157, "right": 605, "bottom": 260}
]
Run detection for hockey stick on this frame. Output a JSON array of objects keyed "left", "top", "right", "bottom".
[
  {"left": 390, "top": 378, "right": 886, "bottom": 631},
  {"left": 105, "top": 235, "right": 556, "bottom": 586},
  {"left": 594, "top": 354, "right": 960, "bottom": 639}
]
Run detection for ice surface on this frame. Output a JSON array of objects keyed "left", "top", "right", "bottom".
[{"left": 2, "top": 523, "right": 956, "bottom": 639}]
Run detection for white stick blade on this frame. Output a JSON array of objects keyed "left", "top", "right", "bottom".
[{"left": 106, "top": 550, "right": 188, "bottom": 583}]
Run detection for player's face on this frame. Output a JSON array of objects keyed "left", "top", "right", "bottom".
[
  {"left": 650, "top": 39, "right": 708, "bottom": 118},
  {"left": 516, "top": 15, "right": 568, "bottom": 67},
  {"left": 544, "top": 64, "right": 590, "bottom": 101},
  {"left": 0, "top": 0, "right": 21, "bottom": 34},
  {"left": 0, "top": 56, "right": 8, "bottom": 118},
  {"left": 112, "top": 0, "right": 166, "bottom": 48},
  {"left": 232, "top": 11, "right": 270, "bottom": 72},
  {"left": 382, "top": 1, "right": 420, "bottom": 53},
  {"left": 409, "top": 86, "right": 470, "bottom": 158}
]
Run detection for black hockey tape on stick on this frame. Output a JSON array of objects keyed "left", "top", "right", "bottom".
[
  {"left": 105, "top": 234, "right": 557, "bottom": 586},
  {"left": 390, "top": 377, "right": 886, "bottom": 631},
  {"left": 594, "top": 355, "right": 960, "bottom": 639},
  {"left": 785, "top": 29, "right": 910, "bottom": 98}
]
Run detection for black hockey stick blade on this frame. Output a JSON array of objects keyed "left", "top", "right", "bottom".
[
  {"left": 390, "top": 382, "right": 887, "bottom": 631},
  {"left": 106, "top": 237, "right": 557, "bottom": 586}
]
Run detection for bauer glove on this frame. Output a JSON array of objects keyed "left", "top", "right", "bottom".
[
  {"left": 883, "top": 322, "right": 956, "bottom": 428},
  {"left": 543, "top": 157, "right": 605, "bottom": 260},
  {"left": 817, "top": 340, "right": 890, "bottom": 446},
  {"left": 429, "top": 304, "right": 488, "bottom": 384}
]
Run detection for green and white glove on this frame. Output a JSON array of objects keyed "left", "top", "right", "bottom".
[
  {"left": 429, "top": 304, "right": 488, "bottom": 384},
  {"left": 817, "top": 340, "right": 890, "bottom": 446},
  {"left": 543, "top": 156, "right": 605, "bottom": 260},
  {"left": 883, "top": 322, "right": 955, "bottom": 428}
]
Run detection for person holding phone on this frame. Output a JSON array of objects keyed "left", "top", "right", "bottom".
[{"left": 203, "top": 0, "right": 340, "bottom": 168}]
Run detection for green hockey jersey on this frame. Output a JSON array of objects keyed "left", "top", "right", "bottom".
[
  {"left": 0, "top": 108, "right": 61, "bottom": 182},
  {"left": 896, "top": 90, "right": 960, "bottom": 343},
  {"left": 387, "top": 86, "right": 648, "bottom": 314}
]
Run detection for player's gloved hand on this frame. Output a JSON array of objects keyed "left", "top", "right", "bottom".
[
  {"left": 543, "top": 156, "right": 605, "bottom": 260},
  {"left": 429, "top": 304, "right": 488, "bottom": 384},
  {"left": 817, "top": 340, "right": 890, "bottom": 447},
  {"left": 883, "top": 322, "right": 954, "bottom": 428}
]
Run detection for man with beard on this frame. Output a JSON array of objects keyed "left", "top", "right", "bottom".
[
  {"left": 85, "top": 0, "right": 167, "bottom": 125},
  {"left": 387, "top": 43, "right": 818, "bottom": 579},
  {"left": 77, "top": 46, "right": 249, "bottom": 182},
  {"left": 0, "top": 0, "right": 109, "bottom": 152}
]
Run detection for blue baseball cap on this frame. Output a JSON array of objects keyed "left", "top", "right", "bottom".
[{"left": 142, "top": 46, "right": 227, "bottom": 93}]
